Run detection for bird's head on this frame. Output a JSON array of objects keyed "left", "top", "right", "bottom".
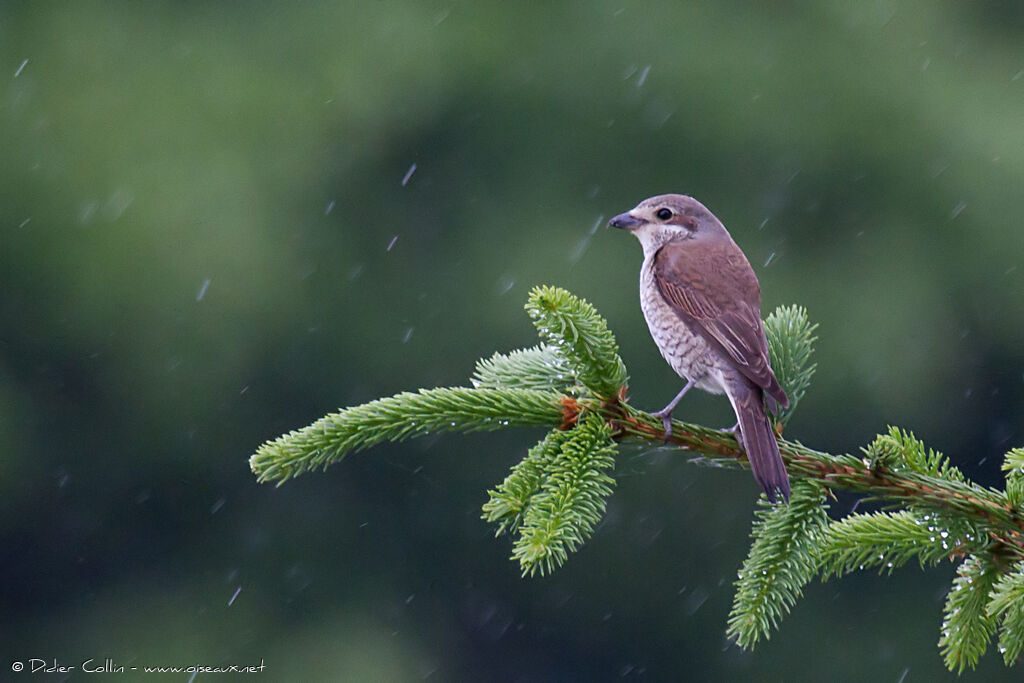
[{"left": 608, "top": 194, "right": 729, "bottom": 257}]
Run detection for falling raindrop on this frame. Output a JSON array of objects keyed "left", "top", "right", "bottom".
[
  {"left": 387, "top": 235, "right": 399, "bottom": 251},
  {"left": 643, "top": 99, "right": 674, "bottom": 129},
  {"left": 14, "top": 59, "right": 28, "bottom": 78},
  {"left": 401, "top": 163, "right": 417, "bottom": 187},
  {"left": 103, "top": 187, "right": 135, "bottom": 221},
  {"left": 79, "top": 200, "right": 99, "bottom": 224},
  {"left": 325, "top": 200, "right": 336, "bottom": 215},
  {"left": 684, "top": 586, "right": 710, "bottom": 615},
  {"left": 495, "top": 274, "right": 516, "bottom": 296},
  {"left": 402, "top": 327, "right": 414, "bottom": 344},
  {"left": 196, "top": 278, "right": 211, "bottom": 302},
  {"left": 228, "top": 586, "right": 242, "bottom": 606},
  {"left": 928, "top": 160, "right": 949, "bottom": 178},
  {"left": 636, "top": 64, "right": 652, "bottom": 87},
  {"left": 569, "top": 236, "right": 592, "bottom": 264}
]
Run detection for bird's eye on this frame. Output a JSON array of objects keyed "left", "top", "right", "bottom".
[{"left": 655, "top": 208, "right": 673, "bottom": 221}]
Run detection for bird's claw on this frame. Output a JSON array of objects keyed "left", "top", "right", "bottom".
[
  {"left": 723, "top": 423, "right": 745, "bottom": 451},
  {"left": 652, "top": 410, "right": 673, "bottom": 442}
]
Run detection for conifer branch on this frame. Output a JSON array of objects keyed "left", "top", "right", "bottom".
[
  {"left": 508, "top": 413, "right": 616, "bottom": 576},
  {"left": 250, "top": 285, "right": 1024, "bottom": 673},
  {"left": 763, "top": 305, "right": 816, "bottom": 426},
  {"left": 989, "top": 561, "right": 1024, "bottom": 665},
  {"left": 525, "top": 285, "right": 627, "bottom": 399},
  {"left": 1001, "top": 448, "right": 1024, "bottom": 508},
  {"left": 482, "top": 428, "right": 570, "bottom": 536},
  {"left": 250, "top": 387, "right": 563, "bottom": 484},
  {"left": 939, "top": 555, "right": 1000, "bottom": 673},
  {"left": 727, "top": 481, "right": 830, "bottom": 648},
  {"left": 818, "top": 510, "right": 985, "bottom": 577},
  {"left": 472, "top": 344, "right": 580, "bottom": 394}
]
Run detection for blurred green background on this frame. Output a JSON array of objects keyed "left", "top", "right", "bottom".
[{"left": 3, "top": 1, "right": 1024, "bottom": 680}]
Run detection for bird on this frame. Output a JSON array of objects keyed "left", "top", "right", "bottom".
[{"left": 608, "top": 194, "right": 790, "bottom": 502}]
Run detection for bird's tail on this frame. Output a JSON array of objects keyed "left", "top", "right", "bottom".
[{"left": 729, "top": 382, "right": 790, "bottom": 503}]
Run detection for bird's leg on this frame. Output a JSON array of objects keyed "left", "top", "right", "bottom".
[
  {"left": 652, "top": 380, "right": 694, "bottom": 441},
  {"left": 724, "top": 422, "right": 745, "bottom": 451}
]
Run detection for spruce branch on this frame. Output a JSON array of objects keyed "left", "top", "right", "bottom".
[
  {"left": 1001, "top": 448, "right": 1024, "bottom": 508},
  {"left": 509, "top": 413, "right": 617, "bottom": 576},
  {"left": 727, "top": 481, "right": 829, "bottom": 648},
  {"left": 250, "top": 387, "right": 563, "bottom": 484},
  {"left": 482, "top": 429, "right": 571, "bottom": 535},
  {"left": 866, "top": 427, "right": 965, "bottom": 483},
  {"left": 763, "top": 305, "right": 817, "bottom": 426},
  {"left": 989, "top": 561, "right": 1024, "bottom": 665},
  {"left": 939, "top": 555, "right": 1000, "bottom": 673},
  {"left": 818, "top": 509, "right": 987, "bottom": 578},
  {"left": 250, "top": 284, "right": 1024, "bottom": 673},
  {"left": 525, "top": 285, "right": 627, "bottom": 399},
  {"left": 472, "top": 344, "right": 580, "bottom": 394}
]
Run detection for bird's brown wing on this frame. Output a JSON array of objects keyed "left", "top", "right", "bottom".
[{"left": 653, "top": 239, "right": 789, "bottom": 408}]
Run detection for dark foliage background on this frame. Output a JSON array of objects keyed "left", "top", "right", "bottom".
[{"left": 3, "top": 2, "right": 1024, "bottom": 680}]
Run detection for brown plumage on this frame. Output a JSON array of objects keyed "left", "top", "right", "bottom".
[
  {"left": 653, "top": 238, "right": 788, "bottom": 412},
  {"left": 609, "top": 194, "right": 790, "bottom": 501}
]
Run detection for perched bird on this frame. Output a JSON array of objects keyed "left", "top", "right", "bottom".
[{"left": 609, "top": 194, "right": 790, "bottom": 501}]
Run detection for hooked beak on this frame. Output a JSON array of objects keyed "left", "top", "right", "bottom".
[{"left": 608, "top": 212, "right": 644, "bottom": 231}]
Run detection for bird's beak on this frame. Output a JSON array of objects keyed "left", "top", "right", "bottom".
[{"left": 608, "top": 212, "right": 644, "bottom": 231}]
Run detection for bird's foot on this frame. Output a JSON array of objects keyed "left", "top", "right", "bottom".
[
  {"left": 651, "top": 381, "right": 694, "bottom": 443},
  {"left": 651, "top": 409, "right": 673, "bottom": 442},
  {"left": 721, "top": 422, "right": 744, "bottom": 450}
]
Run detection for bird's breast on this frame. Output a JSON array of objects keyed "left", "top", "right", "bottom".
[{"left": 639, "top": 258, "right": 726, "bottom": 395}]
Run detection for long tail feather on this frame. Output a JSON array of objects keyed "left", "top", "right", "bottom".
[{"left": 729, "top": 382, "right": 790, "bottom": 502}]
